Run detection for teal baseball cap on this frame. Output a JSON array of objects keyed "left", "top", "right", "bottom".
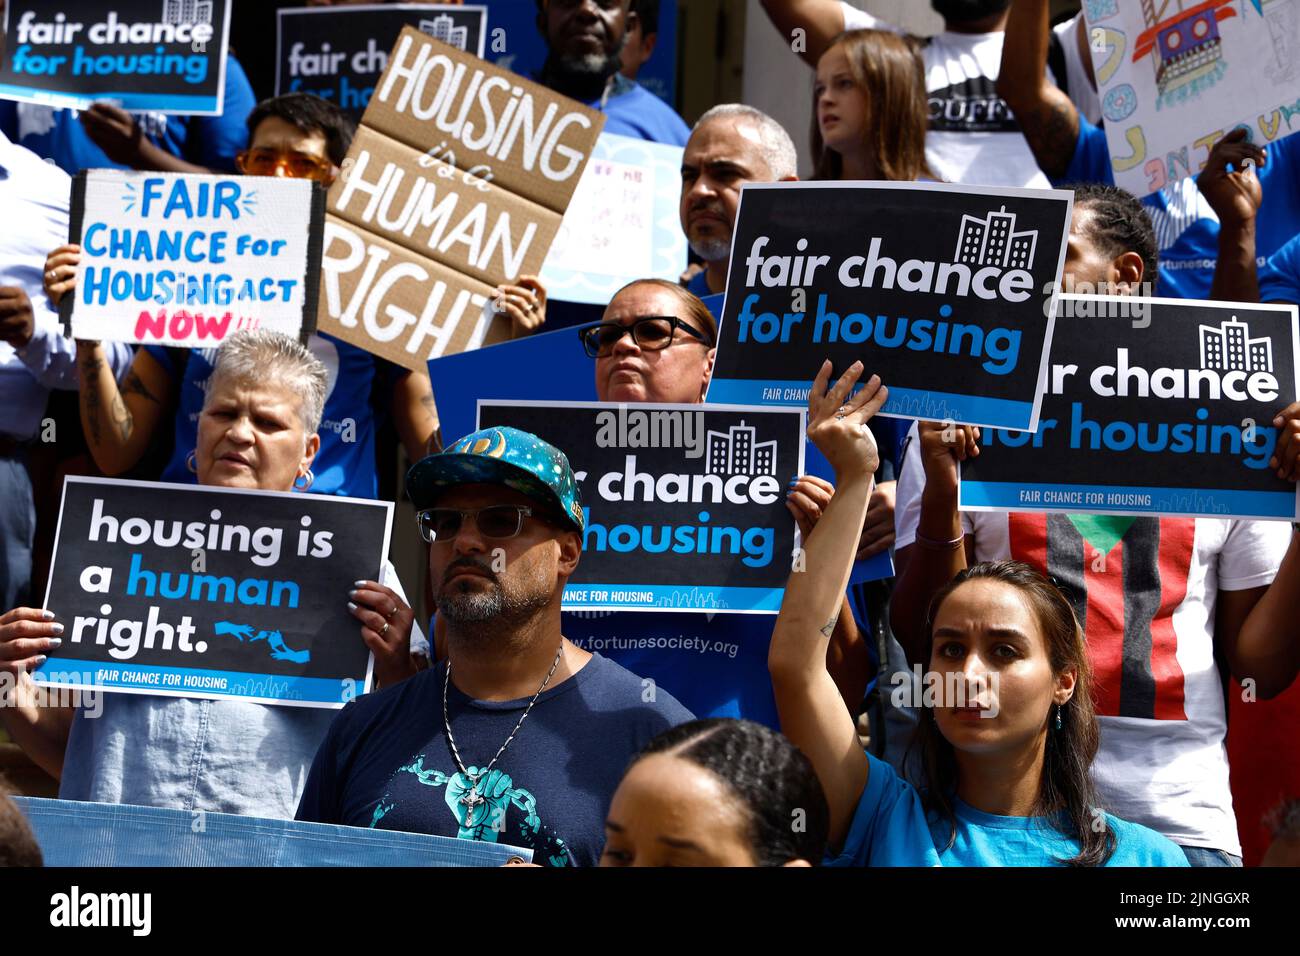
[{"left": 406, "top": 426, "right": 585, "bottom": 535}]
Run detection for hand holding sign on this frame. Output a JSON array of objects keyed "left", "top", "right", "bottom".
[
  {"left": 1196, "top": 129, "right": 1266, "bottom": 228},
  {"left": 918, "top": 420, "right": 981, "bottom": 494},
  {"left": 43, "top": 244, "right": 81, "bottom": 308},
  {"left": 1270, "top": 402, "right": 1300, "bottom": 483},
  {"left": 348, "top": 579, "right": 417, "bottom": 689},
  {"left": 0, "top": 607, "right": 62, "bottom": 675},
  {"left": 79, "top": 103, "right": 145, "bottom": 168},
  {"left": 806, "top": 360, "right": 887, "bottom": 483}
]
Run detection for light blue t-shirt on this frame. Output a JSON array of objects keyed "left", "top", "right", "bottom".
[
  {"left": 1060, "top": 117, "right": 1300, "bottom": 302},
  {"left": 587, "top": 78, "right": 689, "bottom": 147},
  {"left": 827, "top": 753, "right": 1189, "bottom": 867},
  {"left": 1260, "top": 233, "right": 1300, "bottom": 304}
]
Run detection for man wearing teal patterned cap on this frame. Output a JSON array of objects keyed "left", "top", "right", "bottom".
[{"left": 296, "top": 426, "right": 693, "bottom": 867}]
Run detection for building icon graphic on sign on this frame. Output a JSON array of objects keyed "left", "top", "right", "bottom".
[
  {"left": 706, "top": 422, "right": 777, "bottom": 477},
  {"left": 954, "top": 206, "right": 1038, "bottom": 271},
  {"left": 1200, "top": 317, "right": 1273, "bottom": 373},
  {"left": 420, "top": 14, "right": 469, "bottom": 50},
  {"left": 162, "top": 0, "right": 213, "bottom": 25}
]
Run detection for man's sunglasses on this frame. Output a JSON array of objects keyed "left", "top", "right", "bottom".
[
  {"left": 235, "top": 148, "right": 335, "bottom": 181},
  {"left": 578, "top": 315, "right": 712, "bottom": 358},
  {"left": 416, "top": 505, "right": 534, "bottom": 544}
]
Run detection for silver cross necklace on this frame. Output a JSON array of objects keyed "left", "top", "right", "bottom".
[{"left": 442, "top": 643, "right": 564, "bottom": 827}]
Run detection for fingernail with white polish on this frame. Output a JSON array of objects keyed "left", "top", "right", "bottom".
[
  {"left": 347, "top": 602, "right": 358, "bottom": 612},
  {"left": 50, "top": 623, "right": 64, "bottom": 634}
]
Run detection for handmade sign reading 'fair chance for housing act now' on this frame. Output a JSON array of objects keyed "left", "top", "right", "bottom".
[
  {"left": 0, "top": 0, "right": 232, "bottom": 114},
  {"left": 961, "top": 295, "right": 1300, "bottom": 521},
  {"left": 705, "top": 181, "right": 1073, "bottom": 432},
  {"left": 318, "top": 27, "right": 605, "bottom": 372},
  {"left": 476, "top": 400, "right": 806, "bottom": 614},
  {"left": 1084, "top": 0, "right": 1300, "bottom": 198},
  {"left": 34, "top": 477, "right": 393, "bottom": 708},
  {"left": 63, "top": 170, "right": 325, "bottom": 348}
]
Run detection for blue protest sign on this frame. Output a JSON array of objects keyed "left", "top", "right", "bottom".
[
  {"left": 961, "top": 295, "right": 1300, "bottom": 520},
  {"left": 15, "top": 797, "right": 531, "bottom": 867},
  {"left": 35, "top": 477, "right": 392, "bottom": 707},
  {"left": 0, "top": 0, "right": 232, "bottom": 115}
]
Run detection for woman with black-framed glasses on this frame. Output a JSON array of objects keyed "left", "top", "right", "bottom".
[
  {"left": 581, "top": 279, "right": 718, "bottom": 405},
  {"left": 553, "top": 278, "right": 875, "bottom": 736}
]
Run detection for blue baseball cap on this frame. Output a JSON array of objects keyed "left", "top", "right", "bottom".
[{"left": 406, "top": 426, "right": 585, "bottom": 535}]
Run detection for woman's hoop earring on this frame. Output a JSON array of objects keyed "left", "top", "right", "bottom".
[
  {"left": 185, "top": 450, "right": 198, "bottom": 474},
  {"left": 294, "top": 469, "right": 314, "bottom": 491}
]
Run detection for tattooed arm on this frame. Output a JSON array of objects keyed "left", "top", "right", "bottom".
[
  {"left": 770, "top": 361, "right": 886, "bottom": 848},
  {"left": 392, "top": 367, "right": 439, "bottom": 463},
  {"left": 76, "top": 344, "right": 173, "bottom": 475},
  {"left": 996, "top": 0, "right": 1080, "bottom": 182}
]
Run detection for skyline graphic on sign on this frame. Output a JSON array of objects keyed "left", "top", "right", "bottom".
[
  {"left": 420, "top": 14, "right": 469, "bottom": 50},
  {"left": 162, "top": 0, "right": 213, "bottom": 26},
  {"left": 705, "top": 421, "right": 778, "bottom": 478},
  {"left": 1200, "top": 316, "right": 1274, "bottom": 373},
  {"left": 954, "top": 205, "right": 1039, "bottom": 271}
]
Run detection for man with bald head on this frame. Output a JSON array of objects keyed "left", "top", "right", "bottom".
[{"left": 680, "top": 104, "right": 799, "bottom": 297}]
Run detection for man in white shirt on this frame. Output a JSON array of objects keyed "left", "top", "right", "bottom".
[
  {"left": 0, "top": 130, "right": 131, "bottom": 607},
  {"left": 761, "top": 0, "right": 1051, "bottom": 188}
]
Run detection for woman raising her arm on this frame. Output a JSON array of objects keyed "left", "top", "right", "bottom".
[{"left": 769, "top": 361, "right": 1186, "bottom": 866}]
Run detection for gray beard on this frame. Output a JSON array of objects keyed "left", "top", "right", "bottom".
[
  {"left": 689, "top": 236, "right": 731, "bottom": 262},
  {"left": 438, "top": 579, "right": 551, "bottom": 635}
]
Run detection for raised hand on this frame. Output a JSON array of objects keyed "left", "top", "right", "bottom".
[
  {"left": 44, "top": 244, "right": 81, "bottom": 307},
  {"left": 806, "top": 359, "right": 887, "bottom": 483},
  {"left": 1197, "top": 128, "right": 1266, "bottom": 228}
]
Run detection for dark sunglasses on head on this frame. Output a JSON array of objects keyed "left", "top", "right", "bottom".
[{"left": 578, "top": 315, "right": 712, "bottom": 358}]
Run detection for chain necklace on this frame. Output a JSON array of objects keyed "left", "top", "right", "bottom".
[{"left": 442, "top": 643, "right": 564, "bottom": 827}]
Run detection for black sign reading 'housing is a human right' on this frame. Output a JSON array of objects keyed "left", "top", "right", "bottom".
[{"left": 705, "top": 181, "right": 1073, "bottom": 432}]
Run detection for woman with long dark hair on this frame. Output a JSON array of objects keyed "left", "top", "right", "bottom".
[
  {"left": 768, "top": 361, "right": 1186, "bottom": 865},
  {"left": 811, "top": 29, "right": 936, "bottom": 182}
]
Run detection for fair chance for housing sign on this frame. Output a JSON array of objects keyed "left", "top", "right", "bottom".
[
  {"left": 0, "top": 0, "right": 232, "bottom": 114},
  {"left": 276, "top": 4, "right": 487, "bottom": 121},
  {"left": 63, "top": 170, "right": 325, "bottom": 348},
  {"left": 706, "top": 181, "right": 1073, "bottom": 432},
  {"left": 961, "top": 295, "right": 1300, "bottom": 521},
  {"left": 476, "top": 401, "right": 806, "bottom": 613},
  {"left": 33, "top": 477, "right": 393, "bottom": 708}
]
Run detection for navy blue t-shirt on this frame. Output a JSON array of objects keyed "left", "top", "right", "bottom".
[{"left": 296, "top": 653, "right": 693, "bottom": 867}]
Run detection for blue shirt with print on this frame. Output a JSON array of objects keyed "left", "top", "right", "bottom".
[
  {"left": 1060, "top": 117, "right": 1300, "bottom": 301},
  {"left": 146, "top": 332, "right": 381, "bottom": 499},
  {"left": 1261, "top": 234, "right": 1300, "bottom": 304},
  {"left": 827, "top": 753, "right": 1189, "bottom": 867},
  {"left": 295, "top": 654, "right": 693, "bottom": 867}
]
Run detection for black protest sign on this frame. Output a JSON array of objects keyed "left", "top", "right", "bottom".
[
  {"left": 34, "top": 477, "right": 393, "bottom": 707},
  {"left": 961, "top": 295, "right": 1300, "bottom": 520},
  {"left": 475, "top": 401, "right": 806, "bottom": 613},
  {"left": 276, "top": 4, "right": 487, "bottom": 121},
  {"left": 0, "top": 0, "right": 231, "bottom": 114},
  {"left": 705, "top": 181, "right": 1072, "bottom": 431}
]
